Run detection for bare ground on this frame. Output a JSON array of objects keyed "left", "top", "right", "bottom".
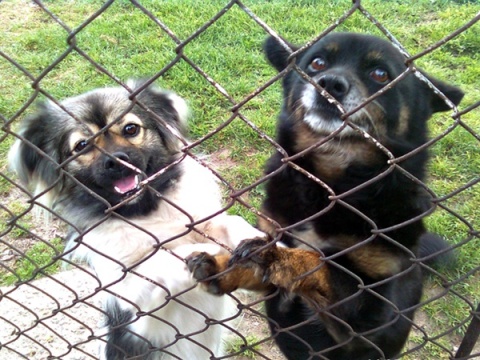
[{"left": 0, "top": 268, "right": 285, "bottom": 360}]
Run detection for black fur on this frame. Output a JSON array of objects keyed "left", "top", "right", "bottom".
[
  {"left": 104, "top": 300, "right": 150, "bottom": 358},
  {"left": 261, "top": 33, "right": 463, "bottom": 359}
]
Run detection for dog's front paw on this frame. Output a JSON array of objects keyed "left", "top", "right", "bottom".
[
  {"left": 187, "top": 252, "right": 228, "bottom": 295},
  {"left": 228, "top": 238, "right": 279, "bottom": 283},
  {"left": 187, "top": 252, "right": 217, "bottom": 281},
  {"left": 229, "top": 238, "right": 278, "bottom": 267}
]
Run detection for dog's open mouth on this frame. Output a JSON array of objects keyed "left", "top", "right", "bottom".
[{"left": 113, "top": 174, "right": 141, "bottom": 196}]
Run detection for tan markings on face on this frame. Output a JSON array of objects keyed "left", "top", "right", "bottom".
[
  {"left": 67, "top": 113, "right": 153, "bottom": 170},
  {"left": 288, "top": 88, "right": 307, "bottom": 122},
  {"left": 106, "top": 113, "right": 146, "bottom": 147},
  {"left": 359, "top": 101, "right": 388, "bottom": 140},
  {"left": 366, "top": 50, "right": 383, "bottom": 62},
  {"left": 69, "top": 129, "right": 93, "bottom": 154},
  {"left": 349, "top": 75, "right": 369, "bottom": 99},
  {"left": 68, "top": 124, "right": 100, "bottom": 169},
  {"left": 342, "top": 75, "right": 388, "bottom": 140},
  {"left": 120, "top": 113, "right": 142, "bottom": 126},
  {"left": 397, "top": 104, "right": 410, "bottom": 136},
  {"left": 293, "top": 121, "right": 382, "bottom": 182},
  {"left": 325, "top": 42, "right": 339, "bottom": 53}
]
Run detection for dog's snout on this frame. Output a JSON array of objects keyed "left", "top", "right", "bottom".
[
  {"left": 318, "top": 75, "right": 350, "bottom": 100},
  {"left": 104, "top": 151, "right": 130, "bottom": 171}
]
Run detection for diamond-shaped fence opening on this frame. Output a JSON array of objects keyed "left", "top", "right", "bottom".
[{"left": 0, "top": 1, "right": 478, "bottom": 359}]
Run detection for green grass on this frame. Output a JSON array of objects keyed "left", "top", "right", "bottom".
[
  {"left": 0, "top": 0, "right": 478, "bottom": 358},
  {"left": 225, "top": 334, "right": 261, "bottom": 359},
  {"left": 0, "top": 196, "right": 32, "bottom": 234},
  {"left": 0, "top": 237, "right": 64, "bottom": 286}
]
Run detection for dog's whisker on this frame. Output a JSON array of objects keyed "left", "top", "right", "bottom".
[
  {"left": 372, "top": 99, "right": 386, "bottom": 114},
  {"left": 359, "top": 107, "right": 381, "bottom": 140}
]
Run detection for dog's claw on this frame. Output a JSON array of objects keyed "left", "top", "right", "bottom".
[{"left": 228, "top": 238, "right": 276, "bottom": 268}]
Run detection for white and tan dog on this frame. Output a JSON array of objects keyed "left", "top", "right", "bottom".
[{"left": 9, "top": 80, "right": 264, "bottom": 359}]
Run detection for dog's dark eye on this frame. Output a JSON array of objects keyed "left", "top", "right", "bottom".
[
  {"left": 123, "top": 123, "right": 140, "bottom": 137},
  {"left": 370, "top": 68, "right": 390, "bottom": 84},
  {"left": 73, "top": 140, "right": 90, "bottom": 153},
  {"left": 310, "top": 57, "right": 327, "bottom": 71}
]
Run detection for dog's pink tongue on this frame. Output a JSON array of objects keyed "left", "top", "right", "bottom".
[{"left": 114, "top": 175, "right": 138, "bottom": 194}]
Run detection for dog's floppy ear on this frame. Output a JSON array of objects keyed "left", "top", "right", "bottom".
[
  {"left": 9, "top": 105, "right": 63, "bottom": 205},
  {"left": 129, "top": 79, "right": 188, "bottom": 129},
  {"left": 425, "top": 75, "right": 464, "bottom": 113},
  {"left": 263, "top": 36, "right": 299, "bottom": 72},
  {"left": 129, "top": 79, "right": 189, "bottom": 151}
]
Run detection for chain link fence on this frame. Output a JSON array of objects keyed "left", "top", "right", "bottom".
[{"left": 0, "top": 0, "right": 479, "bottom": 359}]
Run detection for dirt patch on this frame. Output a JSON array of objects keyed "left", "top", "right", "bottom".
[
  {"left": 209, "top": 148, "right": 239, "bottom": 172},
  {"left": 0, "top": 268, "right": 102, "bottom": 359},
  {"left": 0, "top": 269, "right": 284, "bottom": 360}
]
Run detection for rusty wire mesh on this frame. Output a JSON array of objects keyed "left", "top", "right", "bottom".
[{"left": 0, "top": 0, "right": 479, "bottom": 359}]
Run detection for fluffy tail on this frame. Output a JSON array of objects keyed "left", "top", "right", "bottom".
[{"left": 418, "top": 232, "right": 456, "bottom": 270}]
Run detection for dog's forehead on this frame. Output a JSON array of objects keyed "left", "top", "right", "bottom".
[
  {"left": 304, "top": 33, "right": 406, "bottom": 68},
  {"left": 49, "top": 88, "right": 133, "bottom": 129},
  {"left": 61, "top": 88, "right": 132, "bottom": 127}
]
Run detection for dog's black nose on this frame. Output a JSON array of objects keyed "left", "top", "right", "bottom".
[
  {"left": 318, "top": 75, "right": 350, "bottom": 100},
  {"left": 104, "top": 151, "right": 130, "bottom": 171}
]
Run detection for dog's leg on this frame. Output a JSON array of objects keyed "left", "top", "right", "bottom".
[
  {"left": 187, "top": 250, "right": 271, "bottom": 294},
  {"left": 188, "top": 238, "right": 331, "bottom": 305}
]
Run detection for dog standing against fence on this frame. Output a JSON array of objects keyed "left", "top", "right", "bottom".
[
  {"left": 188, "top": 33, "right": 463, "bottom": 359},
  {"left": 9, "top": 80, "right": 265, "bottom": 359}
]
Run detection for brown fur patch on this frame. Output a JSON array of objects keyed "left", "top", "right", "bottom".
[
  {"left": 293, "top": 121, "right": 382, "bottom": 181},
  {"left": 189, "top": 243, "right": 331, "bottom": 306},
  {"left": 189, "top": 253, "right": 272, "bottom": 293},
  {"left": 329, "top": 235, "right": 403, "bottom": 278},
  {"left": 366, "top": 50, "right": 383, "bottom": 62},
  {"left": 397, "top": 105, "right": 410, "bottom": 136},
  {"left": 325, "top": 42, "right": 339, "bottom": 54},
  {"left": 284, "top": 228, "right": 403, "bottom": 279},
  {"left": 268, "top": 247, "right": 331, "bottom": 302}
]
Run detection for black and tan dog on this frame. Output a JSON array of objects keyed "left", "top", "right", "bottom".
[{"left": 188, "top": 33, "right": 463, "bottom": 359}]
